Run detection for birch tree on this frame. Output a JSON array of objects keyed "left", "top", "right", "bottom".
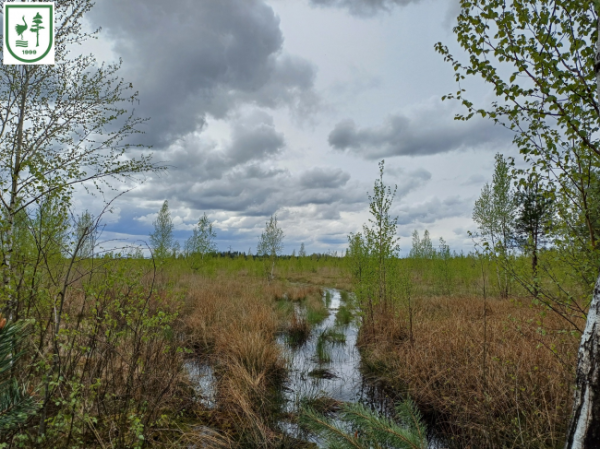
[
  {"left": 436, "top": 0, "right": 600, "bottom": 444},
  {"left": 0, "top": 2, "right": 167, "bottom": 443},
  {"left": 409, "top": 229, "right": 434, "bottom": 259},
  {"left": 150, "top": 200, "right": 174, "bottom": 260},
  {"left": 568, "top": 3, "right": 600, "bottom": 445},
  {"left": 74, "top": 210, "right": 97, "bottom": 259},
  {"left": 347, "top": 161, "right": 400, "bottom": 333},
  {"left": 0, "top": 0, "right": 157, "bottom": 318},
  {"left": 299, "top": 242, "right": 306, "bottom": 257},
  {"left": 363, "top": 160, "right": 400, "bottom": 313},
  {"left": 184, "top": 213, "right": 217, "bottom": 270},
  {"left": 473, "top": 154, "right": 516, "bottom": 297},
  {"left": 513, "top": 174, "right": 554, "bottom": 298},
  {"left": 257, "top": 214, "right": 284, "bottom": 280}
]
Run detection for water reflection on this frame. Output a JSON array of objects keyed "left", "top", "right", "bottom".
[
  {"left": 187, "top": 287, "right": 443, "bottom": 448},
  {"left": 184, "top": 360, "right": 217, "bottom": 409},
  {"left": 279, "top": 289, "right": 364, "bottom": 406}
]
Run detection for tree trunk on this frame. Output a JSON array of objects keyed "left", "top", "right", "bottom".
[
  {"left": 563, "top": 13, "right": 600, "bottom": 448},
  {"left": 408, "top": 293, "right": 413, "bottom": 346},
  {"left": 532, "top": 242, "right": 538, "bottom": 299},
  {"left": 564, "top": 274, "right": 600, "bottom": 448},
  {"left": 3, "top": 67, "right": 29, "bottom": 320}
]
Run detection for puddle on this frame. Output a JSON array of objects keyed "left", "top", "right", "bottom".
[{"left": 184, "top": 360, "right": 217, "bottom": 409}]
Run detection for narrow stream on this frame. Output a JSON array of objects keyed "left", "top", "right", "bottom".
[
  {"left": 279, "top": 289, "right": 364, "bottom": 404},
  {"left": 277, "top": 288, "right": 400, "bottom": 444},
  {"left": 187, "top": 288, "right": 441, "bottom": 447}
]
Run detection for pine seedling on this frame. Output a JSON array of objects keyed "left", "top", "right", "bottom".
[
  {"left": 300, "top": 398, "right": 427, "bottom": 449},
  {"left": 299, "top": 405, "right": 365, "bottom": 448},
  {"left": 0, "top": 316, "right": 38, "bottom": 432}
]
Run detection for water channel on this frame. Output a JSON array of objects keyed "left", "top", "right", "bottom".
[
  {"left": 277, "top": 288, "right": 395, "bottom": 442},
  {"left": 187, "top": 288, "right": 439, "bottom": 447}
]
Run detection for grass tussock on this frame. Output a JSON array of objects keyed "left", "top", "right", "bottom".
[
  {"left": 360, "top": 296, "right": 581, "bottom": 449},
  {"left": 358, "top": 304, "right": 409, "bottom": 347},
  {"left": 183, "top": 273, "right": 316, "bottom": 446},
  {"left": 339, "top": 290, "right": 350, "bottom": 303},
  {"left": 306, "top": 307, "right": 329, "bottom": 326},
  {"left": 286, "top": 311, "right": 311, "bottom": 347},
  {"left": 305, "top": 293, "right": 329, "bottom": 325},
  {"left": 183, "top": 273, "right": 279, "bottom": 353},
  {"left": 321, "top": 328, "right": 346, "bottom": 344},
  {"left": 324, "top": 290, "right": 333, "bottom": 308},
  {"left": 335, "top": 304, "right": 353, "bottom": 326},
  {"left": 299, "top": 394, "right": 341, "bottom": 414},
  {"left": 286, "top": 284, "right": 323, "bottom": 302},
  {"left": 315, "top": 331, "right": 332, "bottom": 364}
]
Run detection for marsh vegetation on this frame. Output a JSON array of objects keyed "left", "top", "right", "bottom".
[{"left": 2, "top": 0, "right": 600, "bottom": 448}]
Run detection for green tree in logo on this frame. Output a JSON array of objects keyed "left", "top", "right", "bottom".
[{"left": 29, "top": 12, "right": 44, "bottom": 47}]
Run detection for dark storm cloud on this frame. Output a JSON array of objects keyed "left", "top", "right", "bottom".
[
  {"left": 389, "top": 167, "right": 432, "bottom": 197},
  {"left": 300, "top": 167, "right": 350, "bottom": 189},
  {"left": 89, "top": 0, "right": 317, "bottom": 146},
  {"left": 118, "top": 154, "right": 442, "bottom": 251},
  {"left": 131, "top": 126, "right": 428, "bottom": 218},
  {"left": 328, "top": 103, "right": 512, "bottom": 158},
  {"left": 309, "top": 0, "right": 419, "bottom": 16},
  {"left": 227, "top": 113, "right": 285, "bottom": 164},
  {"left": 139, "top": 159, "right": 430, "bottom": 218},
  {"left": 162, "top": 165, "right": 364, "bottom": 217},
  {"left": 396, "top": 196, "right": 472, "bottom": 225},
  {"left": 159, "top": 111, "right": 285, "bottom": 182}
]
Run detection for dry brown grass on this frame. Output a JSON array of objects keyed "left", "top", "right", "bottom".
[
  {"left": 361, "top": 296, "right": 582, "bottom": 449},
  {"left": 286, "top": 311, "right": 311, "bottom": 345},
  {"left": 358, "top": 303, "right": 409, "bottom": 347},
  {"left": 182, "top": 272, "right": 299, "bottom": 446},
  {"left": 6, "top": 256, "right": 346, "bottom": 447},
  {"left": 285, "top": 264, "right": 352, "bottom": 291},
  {"left": 182, "top": 272, "right": 280, "bottom": 352},
  {"left": 284, "top": 284, "right": 322, "bottom": 302}
]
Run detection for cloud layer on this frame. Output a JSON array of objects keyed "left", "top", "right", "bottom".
[
  {"left": 328, "top": 101, "right": 513, "bottom": 158},
  {"left": 396, "top": 196, "right": 472, "bottom": 225},
  {"left": 80, "top": 1, "right": 495, "bottom": 254},
  {"left": 309, "top": 0, "right": 419, "bottom": 16},
  {"left": 89, "top": 0, "right": 318, "bottom": 146}
]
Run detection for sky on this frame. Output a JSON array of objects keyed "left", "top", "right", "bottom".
[{"left": 76, "top": 0, "right": 519, "bottom": 256}]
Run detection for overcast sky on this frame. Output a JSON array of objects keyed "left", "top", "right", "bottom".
[{"left": 77, "top": 0, "right": 518, "bottom": 255}]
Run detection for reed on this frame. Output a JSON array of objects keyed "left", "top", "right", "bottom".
[
  {"left": 315, "top": 331, "right": 332, "bottom": 364},
  {"left": 335, "top": 305, "right": 353, "bottom": 326},
  {"left": 286, "top": 311, "right": 311, "bottom": 347},
  {"left": 322, "top": 328, "right": 346, "bottom": 344},
  {"left": 305, "top": 293, "right": 329, "bottom": 325},
  {"left": 360, "top": 295, "right": 581, "bottom": 448}
]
